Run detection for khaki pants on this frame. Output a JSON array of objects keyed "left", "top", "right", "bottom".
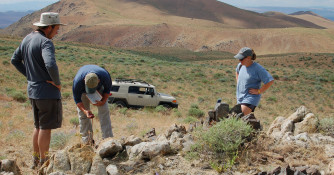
[{"left": 77, "top": 94, "right": 113, "bottom": 143}]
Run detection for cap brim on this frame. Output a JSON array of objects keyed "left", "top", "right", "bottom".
[
  {"left": 85, "top": 85, "right": 97, "bottom": 94},
  {"left": 234, "top": 53, "right": 245, "bottom": 60}
]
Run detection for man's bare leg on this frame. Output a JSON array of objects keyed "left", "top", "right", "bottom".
[
  {"left": 32, "top": 128, "right": 40, "bottom": 168},
  {"left": 38, "top": 129, "right": 51, "bottom": 164}
]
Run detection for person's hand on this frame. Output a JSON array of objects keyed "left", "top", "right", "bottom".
[
  {"left": 84, "top": 110, "right": 95, "bottom": 119},
  {"left": 93, "top": 100, "right": 106, "bottom": 106},
  {"left": 46, "top": 80, "right": 61, "bottom": 91},
  {"left": 249, "top": 88, "right": 261, "bottom": 95}
]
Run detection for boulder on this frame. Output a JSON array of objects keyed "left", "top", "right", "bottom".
[
  {"left": 165, "top": 124, "right": 186, "bottom": 139},
  {"left": 123, "top": 135, "right": 142, "bottom": 146},
  {"left": 287, "top": 106, "right": 310, "bottom": 123},
  {"left": 90, "top": 155, "right": 107, "bottom": 175},
  {"left": 241, "top": 113, "right": 261, "bottom": 130},
  {"left": 182, "top": 134, "right": 195, "bottom": 152},
  {"left": 214, "top": 102, "right": 229, "bottom": 120},
  {"left": 0, "top": 159, "right": 21, "bottom": 175},
  {"left": 53, "top": 149, "right": 70, "bottom": 172},
  {"left": 97, "top": 138, "right": 123, "bottom": 158},
  {"left": 267, "top": 116, "right": 285, "bottom": 136},
  {"left": 328, "top": 159, "right": 334, "bottom": 175},
  {"left": 106, "top": 164, "right": 120, "bottom": 175},
  {"left": 67, "top": 144, "right": 95, "bottom": 174},
  {"left": 294, "top": 113, "right": 318, "bottom": 135},
  {"left": 127, "top": 141, "right": 172, "bottom": 160}
]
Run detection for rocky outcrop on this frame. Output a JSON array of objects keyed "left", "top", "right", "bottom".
[
  {"left": 38, "top": 124, "right": 194, "bottom": 174},
  {"left": 266, "top": 106, "right": 328, "bottom": 149}
]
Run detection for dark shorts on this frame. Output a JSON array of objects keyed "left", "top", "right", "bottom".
[
  {"left": 30, "top": 99, "right": 62, "bottom": 129},
  {"left": 240, "top": 103, "right": 257, "bottom": 112}
]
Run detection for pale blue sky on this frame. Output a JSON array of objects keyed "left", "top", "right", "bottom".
[
  {"left": 0, "top": 0, "right": 333, "bottom": 12},
  {"left": 217, "top": 0, "right": 334, "bottom": 8}
]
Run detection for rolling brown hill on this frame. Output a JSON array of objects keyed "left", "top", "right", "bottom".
[
  {"left": 289, "top": 11, "right": 334, "bottom": 29},
  {"left": 1, "top": 0, "right": 334, "bottom": 55}
]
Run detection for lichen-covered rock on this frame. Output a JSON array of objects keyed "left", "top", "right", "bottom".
[{"left": 67, "top": 144, "right": 95, "bottom": 174}]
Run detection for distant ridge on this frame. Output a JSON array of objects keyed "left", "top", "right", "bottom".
[
  {"left": 1, "top": 0, "right": 334, "bottom": 54},
  {"left": 290, "top": 11, "right": 321, "bottom": 17}
]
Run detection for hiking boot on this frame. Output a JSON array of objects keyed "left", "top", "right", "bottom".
[
  {"left": 39, "top": 157, "right": 50, "bottom": 167},
  {"left": 30, "top": 155, "right": 39, "bottom": 169}
]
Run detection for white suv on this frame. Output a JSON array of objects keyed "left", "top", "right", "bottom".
[{"left": 108, "top": 78, "right": 178, "bottom": 108}]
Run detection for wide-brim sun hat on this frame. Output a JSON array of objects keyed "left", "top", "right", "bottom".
[
  {"left": 33, "top": 12, "right": 66, "bottom": 26},
  {"left": 234, "top": 47, "right": 253, "bottom": 60}
]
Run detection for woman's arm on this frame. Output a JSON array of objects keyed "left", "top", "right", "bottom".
[{"left": 249, "top": 80, "right": 274, "bottom": 95}]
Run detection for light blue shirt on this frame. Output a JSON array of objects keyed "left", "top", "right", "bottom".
[{"left": 236, "top": 62, "right": 273, "bottom": 106}]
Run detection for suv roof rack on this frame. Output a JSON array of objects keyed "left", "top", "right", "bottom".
[{"left": 115, "top": 78, "right": 150, "bottom": 85}]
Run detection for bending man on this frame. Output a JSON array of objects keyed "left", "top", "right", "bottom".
[{"left": 72, "top": 65, "right": 113, "bottom": 144}]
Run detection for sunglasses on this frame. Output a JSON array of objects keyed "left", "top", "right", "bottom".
[{"left": 239, "top": 57, "right": 246, "bottom": 61}]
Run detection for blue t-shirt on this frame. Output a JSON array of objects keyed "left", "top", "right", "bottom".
[
  {"left": 72, "top": 65, "right": 112, "bottom": 104},
  {"left": 236, "top": 62, "right": 273, "bottom": 106}
]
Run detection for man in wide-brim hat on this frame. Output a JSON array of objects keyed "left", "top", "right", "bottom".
[{"left": 11, "top": 12, "right": 66, "bottom": 169}]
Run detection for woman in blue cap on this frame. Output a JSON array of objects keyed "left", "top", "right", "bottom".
[{"left": 234, "top": 47, "right": 274, "bottom": 115}]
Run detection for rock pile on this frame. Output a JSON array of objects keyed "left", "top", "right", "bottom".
[
  {"left": 266, "top": 106, "right": 334, "bottom": 175},
  {"left": 37, "top": 124, "right": 194, "bottom": 175},
  {"left": 203, "top": 99, "right": 261, "bottom": 130}
]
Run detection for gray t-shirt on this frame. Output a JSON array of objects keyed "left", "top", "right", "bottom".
[
  {"left": 11, "top": 31, "right": 61, "bottom": 99},
  {"left": 236, "top": 62, "right": 273, "bottom": 106}
]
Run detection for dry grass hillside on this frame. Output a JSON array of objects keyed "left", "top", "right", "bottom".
[
  {"left": 1, "top": 0, "right": 334, "bottom": 55},
  {"left": 0, "top": 35, "right": 333, "bottom": 174},
  {"left": 290, "top": 12, "right": 334, "bottom": 29}
]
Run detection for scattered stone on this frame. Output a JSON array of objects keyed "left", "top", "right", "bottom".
[
  {"left": 0, "top": 159, "right": 21, "bottom": 175},
  {"left": 106, "top": 164, "right": 119, "bottom": 175},
  {"left": 90, "top": 155, "right": 107, "bottom": 175}
]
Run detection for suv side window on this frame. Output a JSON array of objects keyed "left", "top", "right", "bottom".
[
  {"left": 146, "top": 87, "right": 154, "bottom": 95},
  {"left": 111, "top": 86, "right": 120, "bottom": 92},
  {"left": 129, "top": 86, "right": 139, "bottom": 94}
]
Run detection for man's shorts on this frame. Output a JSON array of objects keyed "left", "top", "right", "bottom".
[{"left": 30, "top": 99, "right": 62, "bottom": 129}]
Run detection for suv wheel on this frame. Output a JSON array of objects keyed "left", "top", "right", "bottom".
[{"left": 115, "top": 101, "right": 127, "bottom": 108}]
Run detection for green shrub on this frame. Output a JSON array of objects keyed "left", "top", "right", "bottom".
[
  {"left": 173, "top": 108, "right": 182, "bottom": 117},
  {"left": 62, "top": 92, "right": 71, "bottom": 99},
  {"left": 183, "top": 116, "right": 198, "bottom": 123},
  {"left": 70, "top": 117, "right": 79, "bottom": 127},
  {"left": 50, "top": 132, "right": 72, "bottom": 149},
  {"left": 196, "top": 117, "right": 253, "bottom": 154},
  {"left": 155, "top": 105, "right": 167, "bottom": 112},
  {"left": 119, "top": 108, "right": 127, "bottom": 115},
  {"left": 266, "top": 96, "right": 277, "bottom": 103},
  {"left": 273, "top": 74, "right": 279, "bottom": 80},
  {"left": 318, "top": 116, "right": 334, "bottom": 137},
  {"left": 5, "top": 88, "right": 27, "bottom": 102},
  {"left": 188, "top": 104, "right": 204, "bottom": 118},
  {"left": 2, "top": 60, "right": 9, "bottom": 65}
]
